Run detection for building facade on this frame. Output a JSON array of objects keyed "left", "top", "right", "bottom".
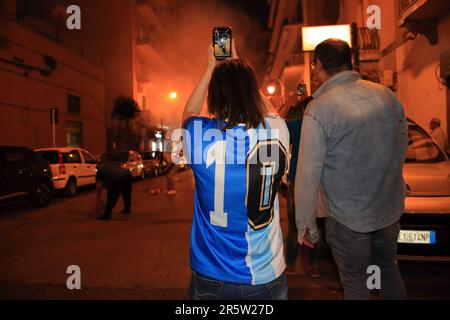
[
  {"left": 339, "top": 0, "right": 450, "bottom": 139},
  {"left": 0, "top": 0, "right": 179, "bottom": 153},
  {"left": 0, "top": 0, "right": 106, "bottom": 154},
  {"left": 267, "top": 0, "right": 450, "bottom": 144}
]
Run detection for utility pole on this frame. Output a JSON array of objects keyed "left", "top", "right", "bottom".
[{"left": 50, "top": 107, "right": 58, "bottom": 147}]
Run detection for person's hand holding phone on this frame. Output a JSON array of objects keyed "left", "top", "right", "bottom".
[
  {"left": 231, "top": 39, "right": 238, "bottom": 60},
  {"left": 207, "top": 45, "right": 217, "bottom": 72}
]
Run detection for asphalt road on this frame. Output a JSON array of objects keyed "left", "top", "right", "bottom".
[{"left": 0, "top": 170, "right": 449, "bottom": 299}]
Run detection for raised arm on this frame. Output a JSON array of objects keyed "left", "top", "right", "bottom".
[
  {"left": 182, "top": 39, "right": 239, "bottom": 122},
  {"left": 182, "top": 46, "right": 217, "bottom": 122}
]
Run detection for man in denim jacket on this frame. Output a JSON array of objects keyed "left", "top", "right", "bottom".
[{"left": 294, "top": 39, "right": 408, "bottom": 299}]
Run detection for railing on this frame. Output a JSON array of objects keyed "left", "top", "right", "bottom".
[
  {"left": 19, "top": 16, "right": 58, "bottom": 41},
  {"left": 357, "top": 27, "right": 380, "bottom": 51},
  {"left": 399, "top": 0, "right": 420, "bottom": 16}
]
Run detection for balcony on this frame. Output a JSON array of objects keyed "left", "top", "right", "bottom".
[
  {"left": 398, "top": 0, "right": 450, "bottom": 44},
  {"left": 399, "top": 0, "right": 421, "bottom": 17},
  {"left": 136, "top": 0, "right": 167, "bottom": 32},
  {"left": 399, "top": 0, "right": 450, "bottom": 23},
  {"left": 356, "top": 27, "right": 381, "bottom": 62},
  {"left": 18, "top": 16, "right": 58, "bottom": 41}
]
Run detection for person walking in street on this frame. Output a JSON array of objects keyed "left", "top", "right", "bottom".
[
  {"left": 95, "top": 159, "right": 133, "bottom": 220},
  {"left": 182, "top": 42, "right": 289, "bottom": 300},
  {"left": 284, "top": 90, "right": 321, "bottom": 276},
  {"left": 163, "top": 152, "right": 178, "bottom": 195},
  {"left": 294, "top": 38, "right": 408, "bottom": 299},
  {"left": 429, "top": 117, "right": 448, "bottom": 152}
]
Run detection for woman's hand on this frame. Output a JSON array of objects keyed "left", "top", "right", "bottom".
[
  {"left": 207, "top": 45, "right": 217, "bottom": 72},
  {"left": 231, "top": 39, "right": 238, "bottom": 59}
]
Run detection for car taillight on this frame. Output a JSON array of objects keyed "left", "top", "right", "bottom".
[{"left": 58, "top": 151, "right": 66, "bottom": 175}]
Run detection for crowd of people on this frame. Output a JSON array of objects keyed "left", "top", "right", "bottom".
[{"left": 182, "top": 38, "right": 409, "bottom": 300}]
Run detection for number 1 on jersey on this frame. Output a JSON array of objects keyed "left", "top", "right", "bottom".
[{"left": 206, "top": 141, "right": 228, "bottom": 227}]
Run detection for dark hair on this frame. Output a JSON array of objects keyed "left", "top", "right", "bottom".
[
  {"left": 314, "top": 38, "right": 353, "bottom": 76},
  {"left": 208, "top": 59, "right": 266, "bottom": 130},
  {"left": 286, "top": 96, "right": 313, "bottom": 120}
]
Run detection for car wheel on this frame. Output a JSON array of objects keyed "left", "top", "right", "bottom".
[
  {"left": 65, "top": 178, "right": 77, "bottom": 197},
  {"left": 32, "top": 181, "right": 51, "bottom": 207}
]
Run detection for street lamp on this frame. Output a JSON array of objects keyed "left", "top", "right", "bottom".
[
  {"left": 169, "top": 91, "right": 177, "bottom": 100},
  {"left": 264, "top": 79, "right": 285, "bottom": 111}
]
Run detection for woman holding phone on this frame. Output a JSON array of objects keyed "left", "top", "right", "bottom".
[{"left": 181, "top": 39, "right": 290, "bottom": 300}]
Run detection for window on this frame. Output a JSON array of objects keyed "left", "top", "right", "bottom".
[
  {"left": 82, "top": 151, "right": 96, "bottom": 164},
  {"left": 63, "top": 150, "right": 82, "bottom": 164},
  {"left": 68, "top": 94, "right": 81, "bottom": 115},
  {"left": 4, "top": 151, "right": 27, "bottom": 165},
  {"left": 36, "top": 150, "right": 59, "bottom": 164},
  {"left": 405, "top": 125, "right": 446, "bottom": 163},
  {"left": 66, "top": 121, "right": 83, "bottom": 147}
]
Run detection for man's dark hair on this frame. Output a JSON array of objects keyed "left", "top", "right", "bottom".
[
  {"left": 208, "top": 59, "right": 266, "bottom": 130},
  {"left": 286, "top": 96, "right": 313, "bottom": 120},
  {"left": 314, "top": 38, "right": 353, "bottom": 75}
]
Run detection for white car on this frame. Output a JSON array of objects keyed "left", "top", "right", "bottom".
[
  {"left": 100, "top": 150, "right": 145, "bottom": 179},
  {"left": 398, "top": 119, "right": 450, "bottom": 261},
  {"left": 35, "top": 147, "right": 98, "bottom": 196}
]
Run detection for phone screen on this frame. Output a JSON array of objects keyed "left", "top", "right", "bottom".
[
  {"left": 213, "top": 27, "right": 232, "bottom": 60},
  {"left": 297, "top": 83, "right": 307, "bottom": 96}
]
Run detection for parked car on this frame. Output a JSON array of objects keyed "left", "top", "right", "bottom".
[
  {"left": 398, "top": 119, "right": 450, "bottom": 261},
  {"left": 0, "top": 146, "right": 53, "bottom": 206},
  {"left": 100, "top": 150, "right": 145, "bottom": 179},
  {"left": 34, "top": 147, "right": 98, "bottom": 197},
  {"left": 140, "top": 150, "right": 159, "bottom": 177}
]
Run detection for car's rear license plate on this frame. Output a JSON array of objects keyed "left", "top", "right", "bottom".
[{"left": 398, "top": 230, "right": 436, "bottom": 244}]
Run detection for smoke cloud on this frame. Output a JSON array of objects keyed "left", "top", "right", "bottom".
[{"left": 142, "top": 0, "right": 270, "bottom": 130}]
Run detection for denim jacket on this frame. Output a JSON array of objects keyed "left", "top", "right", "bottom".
[{"left": 294, "top": 71, "right": 408, "bottom": 242}]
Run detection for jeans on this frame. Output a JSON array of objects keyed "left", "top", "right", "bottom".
[
  {"left": 189, "top": 271, "right": 288, "bottom": 300},
  {"left": 326, "top": 217, "right": 407, "bottom": 300},
  {"left": 286, "top": 182, "right": 324, "bottom": 268},
  {"left": 285, "top": 182, "right": 298, "bottom": 267},
  {"left": 105, "top": 175, "right": 132, "bottom": 216}
]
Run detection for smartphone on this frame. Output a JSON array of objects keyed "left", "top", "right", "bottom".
[
  {"left": 297, "top": 83, "right": 307, "bottom": 96},
  {"left": 213, "top": 27, "right": 232, "bottom": 60}
]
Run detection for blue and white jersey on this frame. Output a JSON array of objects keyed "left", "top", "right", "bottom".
[{"left": 182, "top": 114, "right": 289, "bottom": 285}]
